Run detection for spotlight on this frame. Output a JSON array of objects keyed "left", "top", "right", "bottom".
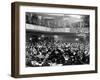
[
  {"left": 29, "top": 37, "right": 32, "bottom": 41},
  {"left": 54, "top": 35, "right": 58, "bottom": 39},
  {"left": 41, "top": 35, "right": 44, "bottom": 37},
  {"left": 38, "top": 37, "right": 41, "bottom": 40},
  {"left": 75, "top": 38, "right": 79, "bottom": 41}
]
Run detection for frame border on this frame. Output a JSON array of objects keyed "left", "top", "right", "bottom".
[{"left": 11, "top": 2, "right": 98, "bottom": 78}]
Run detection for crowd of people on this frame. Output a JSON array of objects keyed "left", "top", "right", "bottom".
[
  {"left": 26, "top": 36, "right": 90, "bottom": 67},
  {"left": 26, "top": 13, "right": 58, "bottom": 28},
  {"left": 26, "top": 13, "right": 90, "bottom": 29}
]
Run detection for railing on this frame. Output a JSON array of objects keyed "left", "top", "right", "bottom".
[{"left": 26, "top": 24, "right": 89, "bottom": 33}]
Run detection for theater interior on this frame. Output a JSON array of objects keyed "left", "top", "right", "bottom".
[{"left": 25, "top": 12, "right": 90, "bottom": 67}]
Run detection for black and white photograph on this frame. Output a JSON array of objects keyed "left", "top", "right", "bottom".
[{"left": 25, "top": 12, "right": 90, "bottom": 67}]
